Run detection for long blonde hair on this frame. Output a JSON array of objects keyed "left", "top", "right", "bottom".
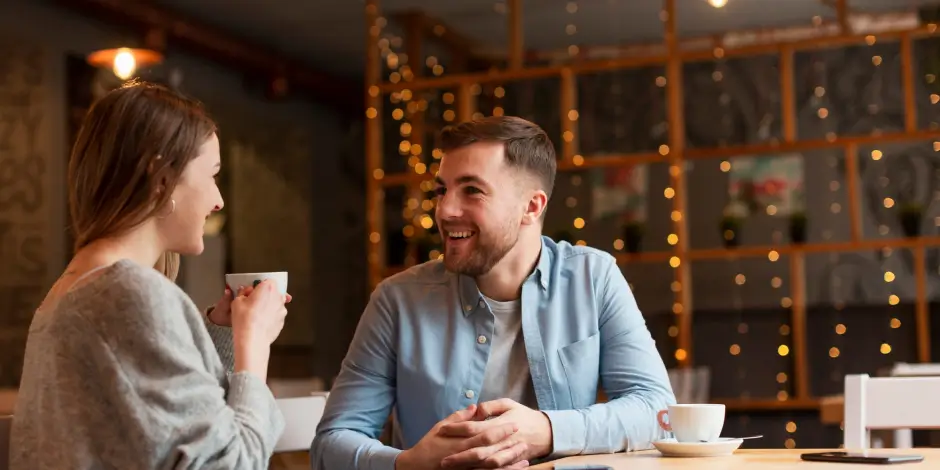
[{"left": 154, "top": 251, "right": 180, "bottom": 282}]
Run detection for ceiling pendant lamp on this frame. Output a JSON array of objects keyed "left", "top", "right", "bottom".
[{"left": 86, "top": 47, "right": 163, "bottom": 80}]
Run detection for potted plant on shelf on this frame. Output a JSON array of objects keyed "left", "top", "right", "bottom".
[
  {"left": 623, "top": 220, "right": 644, "bottom": 254},
  {"left": 720, "top": 199, "right": 748, "bottom": 248},
  {"left": 899, "top": 202, "right": 923, "bottom": 238},
  {"left": 789, "top": 211, "right": 808, "bottom": 245},
  {"left": 720, "top": 215, "right": 742, "bottom": 248}
]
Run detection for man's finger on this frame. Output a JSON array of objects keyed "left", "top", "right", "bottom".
[
  {"left": 463, "top": 422, "right": 517, "bottom": 448},
  {"left": 440, "top": 434, "right": 518, "bottom": 468},
  {"left": 482, "top": 442, "right": 529, "bottom": 468},
  {"left": 438, "top": 420, "right": 490, "bottom": 437},
  {"left": 442, "top": 404, "right": 478, "bottom": 424},
  {"left": 475, "top": 398, "right": 519, "bottom": 419}
]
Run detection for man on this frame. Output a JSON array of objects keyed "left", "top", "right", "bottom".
[{"left": 311, "top": 116, "right": 675, "bottom": 470}]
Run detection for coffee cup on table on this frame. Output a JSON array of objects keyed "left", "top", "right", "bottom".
[
  {"left": 656, "top": 404, "right": 725, "bottom": 443},
  {"left": 225, "top": 271, "right": 288, "bottom": 295}
]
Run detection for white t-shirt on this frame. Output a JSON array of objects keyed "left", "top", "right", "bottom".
[{"left": 477, "top": 295, "right": 538, "bottom": 408}]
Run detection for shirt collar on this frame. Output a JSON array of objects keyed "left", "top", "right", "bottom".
[{"left": 457, "top": 236, "right": 552, "bottom": 317}]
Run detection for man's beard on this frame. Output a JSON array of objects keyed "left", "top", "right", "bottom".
[{"left": 442, "top": 219, "right": 519, "bottom": 277}]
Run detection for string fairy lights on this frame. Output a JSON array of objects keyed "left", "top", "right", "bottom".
[
  {"left": 656, "top": 2, "right": 688, "bottom": 367},
  {"left": 567, "top": 0, "right": 579, "bottom": 59},
  {"left": 362, "top": 5, "right": 940, "bottom": 446}
]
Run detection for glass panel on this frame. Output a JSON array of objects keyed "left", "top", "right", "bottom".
[
  {"left": 520, "top": 1, "right": 664, "bottom": 68},
  {"left": 684, "top": 54, "right": 781, "bottom": 149},
  {"left": 578, "top": 67, "right": 667, "bottom": 156},
  {"left": 691, "top": 257, "right": 793, "bottom": 311},
  {"left": 915, "top": 37, "right": 940, "bottom": 131},
  {"left": 693, "top": 307, "right": 792, "bottom": 401},
  {"left": 504, "top": 77, "right": 562, "bottom": 156},
  {"left": 795, "top": 42, "right": 903, "bottom": 140}
]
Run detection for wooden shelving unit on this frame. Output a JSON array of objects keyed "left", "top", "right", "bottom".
[{"left": 363, "top": 0, "right": 940, "bottom": 411}]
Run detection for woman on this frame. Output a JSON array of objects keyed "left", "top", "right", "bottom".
[{"left": 11, "top": 80, "right": 290, "bottom": 469}]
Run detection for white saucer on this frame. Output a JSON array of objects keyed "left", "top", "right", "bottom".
[{"left": 652, "top": 438, "right": 744, "bottom": 457}]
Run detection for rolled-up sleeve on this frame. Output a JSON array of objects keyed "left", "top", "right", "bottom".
[
  {"left": 310, "top": 282, "right": 403, "bottom": 470},
  {"left": 543, "top": 255, "right": 676, "bottom": 457}
]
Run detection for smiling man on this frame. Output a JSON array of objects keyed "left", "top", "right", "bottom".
[{"left": 311, "top": 116, "right": 675, "bottom": 470}]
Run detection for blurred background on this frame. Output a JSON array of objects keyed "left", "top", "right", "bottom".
[{"left": 3, "top": 0, "right": 940, "bottom": 450}]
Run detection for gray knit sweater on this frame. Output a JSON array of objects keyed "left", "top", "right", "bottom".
[{"left": 9, "top": 259, "right": 284, "bottom": 469}]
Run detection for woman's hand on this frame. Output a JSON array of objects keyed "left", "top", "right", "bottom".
[
  {"left": 208, "top": 286, "right": 291, "bottom": 327},
  {"left": 228, "top": 280, "right": 291, "bottom": 381},
  {"left": 230, "top": 280, "right": 290, "bottom": 345}
]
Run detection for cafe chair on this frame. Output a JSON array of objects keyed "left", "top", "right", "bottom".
[
  {"left": 274, "top": 395, "right": 327, "bottom": 453},
  {"left": 268, "top": 377, "right": 327, "bottom": 399},
  {"left": 843, "top": 374, "right": 940, "bottom": 449},
  {"left": 883, "top": 363, "right": 940, "bottom": 447},
  {"left": 1, "top": 415, "right": 10, "bottom": 470}
]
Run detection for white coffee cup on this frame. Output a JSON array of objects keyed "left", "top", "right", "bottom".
[
  {"left": 225, "top": 271, "right": 288, "bottom": 295},
  {"left": 656, "top": 404, "right": 725, "bottom": 443}
]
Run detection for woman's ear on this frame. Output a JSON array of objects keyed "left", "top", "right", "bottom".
[{"left": 147, "top": 154, "right": 164, "bottom": 174}]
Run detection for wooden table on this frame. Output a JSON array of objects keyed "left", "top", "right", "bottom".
[
  {"left": 530, "top": 449, "right": 939, "bottom": 469},
  {"left": 272, "top": 449, "right": 939, "bottom": 469}
]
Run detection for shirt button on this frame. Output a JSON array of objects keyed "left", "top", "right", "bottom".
[
  {"left": 465, "top": 390, "right": 475, "bottom": 399},
  {"left": 477, "top": 335, "right": 487, "bottom": 344},
  {"left": 478, "top": 299, "right": 486, "bottom": 307},
  {"left": 464, "top": 304, "right": 472, "bottom": 312}
]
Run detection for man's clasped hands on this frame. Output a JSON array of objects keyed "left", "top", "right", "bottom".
[{"left": 395, "top": 398, "right": 554, "bottom": 470}]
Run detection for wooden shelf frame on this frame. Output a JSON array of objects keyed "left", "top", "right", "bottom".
[{"left": 364, "top": 0, "right": 938, "bottom": 410}]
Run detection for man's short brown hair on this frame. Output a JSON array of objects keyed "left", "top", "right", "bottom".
[{"left": 438, "top": 116, "right": 557, "bottom": 201}]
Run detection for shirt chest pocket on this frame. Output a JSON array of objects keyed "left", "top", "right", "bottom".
[{"left": 557, "top": 332, "right": 600, "bottom": 409}]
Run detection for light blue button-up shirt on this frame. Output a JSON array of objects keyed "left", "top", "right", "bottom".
[{"left": 311, "top": 237, "right": 676, "bottom": 470}]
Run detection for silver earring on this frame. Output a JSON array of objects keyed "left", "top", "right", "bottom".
[{"left": 158, "top": 199, "right": 176, "bottom": 219}]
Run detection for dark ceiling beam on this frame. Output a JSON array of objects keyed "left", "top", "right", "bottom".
[{"left": 53, "top": 0, "right": 360, "bottom": 116}]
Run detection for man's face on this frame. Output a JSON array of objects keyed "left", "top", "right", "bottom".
[{"left": 434, "top": 141, "right": 524, "bottom": 276}]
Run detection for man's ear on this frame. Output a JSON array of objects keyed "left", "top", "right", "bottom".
[{"left": 522, "top": 189, "right": 548, "bottom": 225}]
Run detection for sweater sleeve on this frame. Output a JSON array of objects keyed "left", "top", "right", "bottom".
[
  {"left": 203, "top": 310, "right": 236, "bottom": 373},
  {"left": 74, "top": 278, "right": 284, "bottom": 469}
]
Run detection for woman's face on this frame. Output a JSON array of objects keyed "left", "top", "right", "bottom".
[{"left": 159, "top": 133, "right": 224, "bottom": 255}]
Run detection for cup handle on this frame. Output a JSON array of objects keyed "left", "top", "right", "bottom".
[{"left": 656, "top": 409, "right": 671, "bottom": 432}]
